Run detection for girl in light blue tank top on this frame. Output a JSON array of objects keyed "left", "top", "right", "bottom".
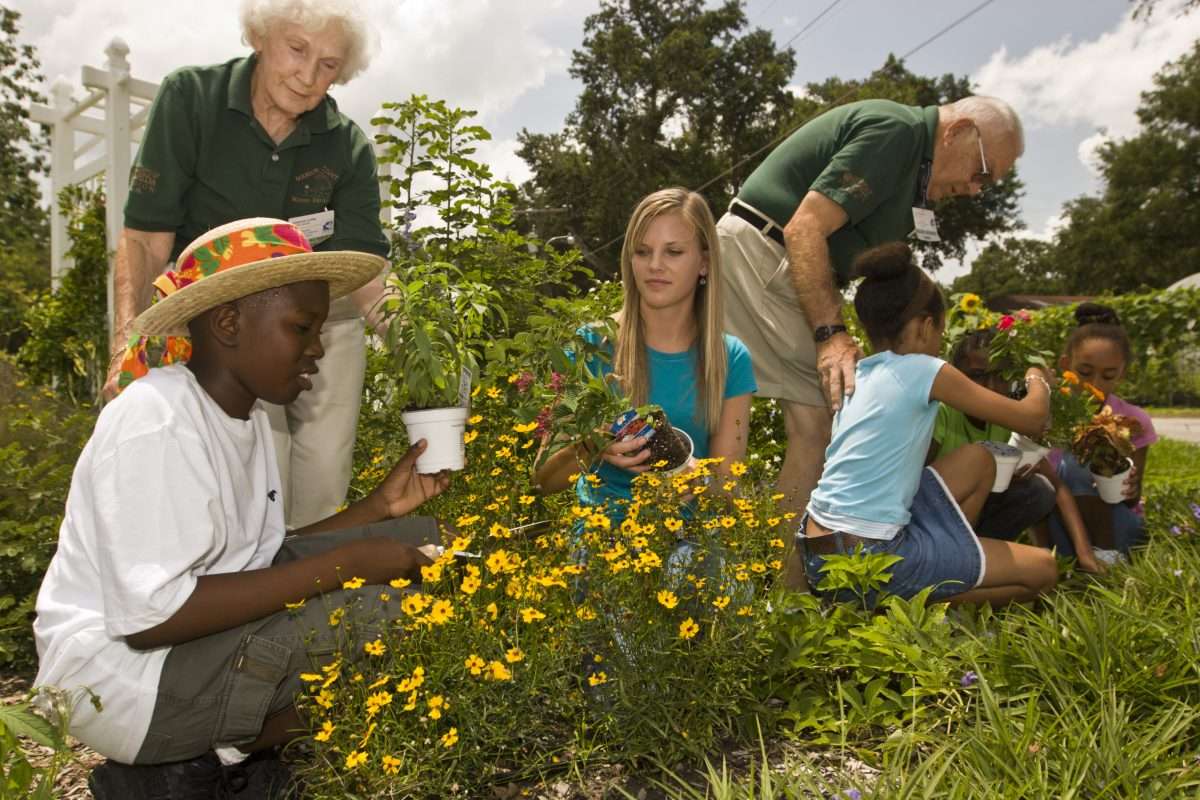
[{"left": 800, "top": 242, "right": 1059, "bottom": 607}]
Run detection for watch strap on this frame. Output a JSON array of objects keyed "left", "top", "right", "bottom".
[{"left": 813, "top": 324, "right": 848, "bottom": 343}]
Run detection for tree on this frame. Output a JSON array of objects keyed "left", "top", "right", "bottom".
[
  {"left": 794, "top": 54, "right": 1025, "bottom": 272},
  {"left": 0, "top": 5, "right": 49, "bottom": 351},
  {"left": 949, "top": 237, "right": 1064, "bottom": 298},
  {"left": 517, "top": 0, "right": 796, "bottom": 277},
  {"left": 1047, "top": 40, "right": 1200, "bottom": 293}
]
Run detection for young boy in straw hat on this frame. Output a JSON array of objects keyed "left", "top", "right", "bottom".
[{"left": 33, "top": 218, "right": 449, "bottom": 798}]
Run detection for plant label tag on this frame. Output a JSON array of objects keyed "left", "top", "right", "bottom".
[
  {"left": 458, "top": 366, "right": 472, "bottom": 409},
  {"left": 911, "top": 207, "right": 940, "bottom": 242},
  {"left": 610, "top": 409, "right": 656, "bottom": 442},
  {"left": 288, "top": 209, "right": 336, "bottom": 245}
]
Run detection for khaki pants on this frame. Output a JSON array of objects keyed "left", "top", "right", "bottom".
[
  {"left": 133, "top": 518, "right": 438, "bottom": 765},
  {"left": 717, "top": 210, "right": 826, "bottom": 408},
  {"left": 265, "top": 316, "right": 366, "bottom": 528}
]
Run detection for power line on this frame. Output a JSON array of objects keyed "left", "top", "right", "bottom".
[
  {"left": 781, "top": 0, "right": 845, "bottom": 49},
  {"left": 749, "top": 0, "right": 783, "bottom": 24},
  {"left": 590, "top": 0, "right": 999, "bottom": 256}
]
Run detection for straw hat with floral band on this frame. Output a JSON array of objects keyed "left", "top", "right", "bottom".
[{"left": 114, "top": 217, "right": 385, "bottom": 391}]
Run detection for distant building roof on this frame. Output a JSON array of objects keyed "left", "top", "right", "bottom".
[{"left": 986, "top": 294, "right": 1092, "bottom": 313}]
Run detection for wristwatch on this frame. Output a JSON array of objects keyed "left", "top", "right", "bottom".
[{"left": 813, "top": 324, "right": 848, "bottom": 343}]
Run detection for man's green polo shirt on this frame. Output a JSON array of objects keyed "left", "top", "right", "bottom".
[
  {"left": 125, "top": 55, "right": 388, "bottom": 263},
  {"left": 737, "top": 99, "right": 938, "bottom": 286}
]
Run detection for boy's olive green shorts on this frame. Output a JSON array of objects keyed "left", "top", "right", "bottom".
[{"left": 133, "top": 517, "right": 438, "bottom": 765}]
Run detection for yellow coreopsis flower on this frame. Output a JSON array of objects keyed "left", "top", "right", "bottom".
[
  {"left": 441, "top": 728, "right": 459, "bottom": 748},
  {"left": 299, "top": 672, "right": 323, "bottom": 683},
  {"left": 314, "top": 689, "right": 334, "bottom": 709},
  {"left": 427, "top": 694, "right": 448, "bottom": 719},
  {"left": 489, "top": 522, "right": 510, "bottom": 539},
  {"left": 342, "top": 576, "right": 365, "bottom": 590},
  {"left": 505, "top": 647, "right": 525, "bottom": 663},
  {"left": 389, "top": 577, "right": 412, "bottom": 590},
  {"left": 513, "top": 420, "right": 539, "bottom": 434},
  {"left": 664, "top": 517, "right": 684, "bottom": 533},
  {"left": 487, "top": 387, "right": 502, "bottom": 399},
  {"left": 460, "top": 575, "right": 481, "bottom": 595},
  {"left": 465, "top": 654, "right": 486, "bottom": 675},
  {"left": 382, "top": 754, "right": 402, "bottom": 776},
  {"left": 489, "top": 660, "right": 513, "bottom": 681},
  {"left": 678, "top": 617, "right": 700, "bottom": 640},
  {"left": 420, "top": 562, "right": 443, "bottom": 583},
  {"left": 720, "top": 516, "right": 736, "bottom": 529},
  {"left": 285, "top": 599, "right": 306, "bottom": 610},
  {"left": 463, "top": 430, "right": 479, "bottom": 444},
  {"left": 364, "top": 639, "right": 386, "bottom": 657},
  {"left": 428, "top": 599, "right": 455, "bottom": 625},
  {"left": 327, "top": 607, "right": 345, "bottom": 627},
  {"left": 588, "top": 671, "right": 608, "bottom": 686},
  {"left": 468, "top": 414, "right": 483, "bottom": 425},
  {"left": 486, "top": 602, "right": 499, "bottom": 620},
  {"left": 520, "top": 607, "right": 546, "bottom": 623},
  {"left": 314, "top": 720, "right": 335, "bottom": 742},
  {"left": 345, "top": 750, "right": 368, "bottom": 769},
  {"left": 769, "top": 538, "right": 785, "bottom": 549},
  {"left": 712, "top": 595, "right": 731, "bottom": 610},
  {"left": 657, "top": 590, "right": 679, "bottom": 609},
  {"left": 401, "top": 593, "right": 430, "bottom": 616},
  {"left": 729, "top": 461, "right": 748, "bottom": 477},
  {"left": 519, "top": 494, "right": 536, "bottom": 505}
]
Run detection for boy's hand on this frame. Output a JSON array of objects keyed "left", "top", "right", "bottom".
[
  {"left": 341, "top": 537, "right": 433, "bottom": 585},
  {"left": 368, "top": 440, "right": 451, "bottom": 519}
]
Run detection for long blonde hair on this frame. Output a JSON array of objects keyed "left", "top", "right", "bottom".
[{"left": 613, "top": 188, "right": 726, "bottom": 434}]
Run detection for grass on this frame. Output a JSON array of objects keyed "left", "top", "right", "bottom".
[
  {"left": 648, "top": 441, "right": 1200, "bottom": 799},
  {"left": 1145, "top": 407, "right": 1200, "bottom": 418}
]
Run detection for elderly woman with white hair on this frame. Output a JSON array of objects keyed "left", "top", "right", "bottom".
[{"left": 105, "top": 0, "right": 389, "bottom": 529}]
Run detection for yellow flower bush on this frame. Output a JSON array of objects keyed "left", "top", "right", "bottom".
[{"left": 299, "top": 378, "right": 781, "bottom": 798}]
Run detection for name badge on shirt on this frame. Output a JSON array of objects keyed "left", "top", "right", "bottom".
[
  {"left": 911, "top": 207, "right": 941, "bottom": 242},
  {"left": 288, "top": 209, "right": 335, "bottom": 246}
]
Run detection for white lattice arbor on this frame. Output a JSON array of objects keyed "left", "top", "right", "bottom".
[{"left": 29, "top": 38, "right": 158, "bottom": 336}]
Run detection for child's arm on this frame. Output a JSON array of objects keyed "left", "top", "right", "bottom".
[
  {"left": 1036, "top": 459, "right": 1101, "bottom": 574},
  {"left": 126, "top": 441, "right": 445, "bottom": 650},
  {"left": 930, "top": 365, "right": 1050, "bottom": 437},
  {"left": 1124, "top": 445, "right": 1149, "bottom": 506}
]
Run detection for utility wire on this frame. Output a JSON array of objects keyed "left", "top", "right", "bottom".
[
  {"left": 590, "top": 0, "right": 999, "bottom": 256},
  {"left": 781, "top": 0, "right": 845, "bottom": 49}
]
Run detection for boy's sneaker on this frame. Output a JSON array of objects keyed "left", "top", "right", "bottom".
[
  {"left": 88, "top": 749, "right": 296, "bottom": 799},
  {"left": 88, "top": 752, "right": 223, "bottom": 800}
]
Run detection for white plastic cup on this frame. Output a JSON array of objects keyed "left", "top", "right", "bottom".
[
  {"left": 1008, "top": 431, "right": 1050, "bottom": 471},
  {"left": 400, "top": 406, "right": 468, "bottom": 473},
  {"left": 658, "top": 427, "right": 695, "bottom": 477},
  {"left": 1091, "top": 458, "right": 1133, "bottom": 504},
  {"left": 981, "top": 441, "right": 1022, "bottom": 493}
]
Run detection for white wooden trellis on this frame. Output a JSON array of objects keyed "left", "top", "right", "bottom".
[{"left": 29, "top": 37, "right": 394, "bottom": 340}]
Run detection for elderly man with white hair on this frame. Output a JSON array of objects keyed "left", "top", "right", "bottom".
[
  {"left": 715, "top": 95, "right": 1024, "bottom": 574},
  {"left": 104, "top": 0, "right": 388, "bottom": 529}
]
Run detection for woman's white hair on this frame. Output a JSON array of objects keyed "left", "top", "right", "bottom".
[{"left": 240, "top": 0, "right": 375, "bottom": 84}]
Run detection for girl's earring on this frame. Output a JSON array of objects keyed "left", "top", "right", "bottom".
[{"left": 699, "top": 274, "right": 707, "bottom": 286}]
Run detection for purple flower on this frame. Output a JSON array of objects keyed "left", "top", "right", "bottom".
[
  {"left": 831, "top": 792, "right": 862, "bottom": 800},
  {"left": 961, "top": 670, "right": 979, "bottom": 687},
  {"left": 1171, "top": 525, "right": 1183, "bottom": 537},
  {"left": 1190, "top": 502, "right": 1200, "bottom": 520}
]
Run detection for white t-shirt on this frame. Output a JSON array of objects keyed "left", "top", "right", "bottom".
[{"left": 33, "top": 365, "right": 285, "bottom": 762}]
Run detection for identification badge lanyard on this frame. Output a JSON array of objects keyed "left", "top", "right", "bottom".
[{"left": 911, "top": 159, "right": 940, "bottom": 242}]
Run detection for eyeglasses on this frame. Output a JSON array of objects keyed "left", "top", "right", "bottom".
[{"left": 972, "top": 126, "right": 992, "bottom": 187}]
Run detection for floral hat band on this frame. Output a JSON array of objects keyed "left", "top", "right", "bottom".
[{"left": 151, "top": 221, "right": 315, "bottom": 301}]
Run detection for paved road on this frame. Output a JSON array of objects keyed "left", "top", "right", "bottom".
[{"left": 1151, "top": 417, "right": 1200, "bottom": 444}]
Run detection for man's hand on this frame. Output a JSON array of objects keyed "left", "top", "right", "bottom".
[
  {"left": 367, "top": 440, "right": 451, "bottom": 519},
  {"left": 336, "top": 536, "right": 433, "bottom": 587},
  {"left": 816, "top": 332, "right": 862, "bottom": 411}
]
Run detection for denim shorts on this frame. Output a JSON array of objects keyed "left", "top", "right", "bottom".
[{"left": 799, "top": 467, "right": 985, "bottom": 605}]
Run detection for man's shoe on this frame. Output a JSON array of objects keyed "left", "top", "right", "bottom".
[
  {"left": 218, "top": 749, "right": 297, "bottom": 799},
  {"left": 88, "top": 752, "right": 223, "bottom": 800}
]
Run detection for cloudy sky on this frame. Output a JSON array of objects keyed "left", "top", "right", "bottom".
[{"left": 16, "top": 0, "right": 1200, "bottom": 280}]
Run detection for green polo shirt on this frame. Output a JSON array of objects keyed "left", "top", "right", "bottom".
[
  {"left": 933, "top": 403, "right": 1012, "bottom": 456},
  {"left": 737, "top": 99, "right": 938, "bottom": 286},
  {"left": 125, "top": 55, "right": 388, "bottom": 264}
]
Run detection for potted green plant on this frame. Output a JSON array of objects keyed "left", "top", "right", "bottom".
[
  {"left": 382, "top": 260, "right": 501, "bottom": 473},
  {"left": 1072, "top": 407, "right": 1142, "bottom": 503}
]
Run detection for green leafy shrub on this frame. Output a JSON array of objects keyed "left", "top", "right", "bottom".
[{"left": 0, "top": 356, "right": 97, "bottom": 667}]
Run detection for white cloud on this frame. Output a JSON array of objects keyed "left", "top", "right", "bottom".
[
  {"left": 974, "top": 4, "right": 1200, "bottom": 139},
  {"left": 1075, "top": 131, "right": 1110, "bottom": 177},
  {"left": 22, "top": 0, "right": 584, "bottom": 177}
]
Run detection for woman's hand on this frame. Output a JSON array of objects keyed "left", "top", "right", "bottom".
[
  {"left": 600, "top": 435, "right": 653, "bottom": 473},
  {"left": 368, "top": 439, "right": 451, "bottom": 519}
]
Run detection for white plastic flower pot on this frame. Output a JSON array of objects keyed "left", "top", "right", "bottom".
[
  {"left": 401, "top": 406, "right": 468, "bottom": 473},
  {"left": 659, "top": 427, "right": 695, "bottom": 477},
  {"left": 1091, "top": 458, "right": 1133, "bottom": 504},
  {"left": 981, "top": 441, "right": 1022, "bottom": 493},
  {"left": 1008, "top": 431, "right": 1050, "bottom": 471}
]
